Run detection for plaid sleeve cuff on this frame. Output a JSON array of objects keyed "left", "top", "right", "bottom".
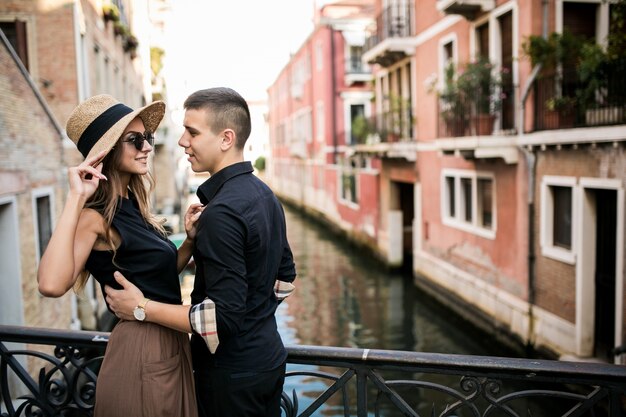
[
  {"left": 189, "top": 298, "right": 219, "bottom": 354},
  {"left": 274, "top": 280, "right": 295, "bottom": 301}
]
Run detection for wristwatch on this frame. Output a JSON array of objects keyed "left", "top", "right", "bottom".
[{"left": 133, "top": 298, "right": 150, "bottom": 321}]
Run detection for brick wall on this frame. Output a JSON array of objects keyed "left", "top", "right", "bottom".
[
  {"left": 534, "top": 145, "right": 626, "bottom": 326},
  {"left": 0, "top": 35, "right": 71, "bottom": 329}
]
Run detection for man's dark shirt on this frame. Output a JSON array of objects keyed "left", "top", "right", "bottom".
[{"left": 190, "top": 161, "right": 296, "bottom": 372}]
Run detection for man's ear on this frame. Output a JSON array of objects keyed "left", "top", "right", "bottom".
[{"left": 220, "top": 129, "right": 236, "bottom": 151}]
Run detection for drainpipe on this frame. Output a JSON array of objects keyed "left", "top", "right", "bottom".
[
  {"left": 519, "top": 0, "right": 549, "bottom": 353},
  {"left": 330, "top": 27, "right": 338, "bottom": 164}
]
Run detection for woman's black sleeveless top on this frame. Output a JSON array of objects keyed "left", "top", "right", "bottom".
[{"left": 85, "top": 195, "right": 182, "bottom": 310}]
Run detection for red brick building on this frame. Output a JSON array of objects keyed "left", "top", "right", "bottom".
[
  {"left": 0, "top": 0, "right": 155, "bottom": 330},
  {"left": 268, "top": 0, "right": 626, "bottom": 364}
]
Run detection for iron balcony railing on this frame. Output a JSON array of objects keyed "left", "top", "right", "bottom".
[
  {"left": 437, "top": 83, "right": 515, "bottom": 138},
  {"left": 349, "top": 109, "right": 413, "bottom": 145},
  {"left": 1, "top": 325, "right": 625, "bottom": 417},
  {"left": 364, "top": 3, "right": 414, "bottom": 53},
  {"left": 533, "top": 58, "right": 626, "bottom": 131}
]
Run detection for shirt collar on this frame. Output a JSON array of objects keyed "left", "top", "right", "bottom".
[{"left": 196, "top": 161, "right": 253, "bottom": 205}]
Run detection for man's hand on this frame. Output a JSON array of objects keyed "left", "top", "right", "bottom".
[
  {"left": 105, "top": 271, "right": 145, "bottom": 320},
  {"left": 184, "top": 203, "right": 205, "bottom": 240}
]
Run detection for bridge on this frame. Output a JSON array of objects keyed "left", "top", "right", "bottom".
[{"left": 1, "top": 325, "right": 625, "bottom": 416}]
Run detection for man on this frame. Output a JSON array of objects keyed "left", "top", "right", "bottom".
[{"left": 106, "top": 87, "right": 297, "bottom": 417}]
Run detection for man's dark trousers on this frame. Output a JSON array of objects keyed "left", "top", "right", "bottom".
[{"left": 195, "top": 362, "right": 286, "bottom": 417}]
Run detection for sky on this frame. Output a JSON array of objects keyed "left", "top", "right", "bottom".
[{"left": 161, "top": 0, "right": 318, "bottom": 110}]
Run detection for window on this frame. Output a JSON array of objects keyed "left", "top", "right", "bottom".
[
  {"left": 442, "top": 170, "right": 496, "bottom": 238},
  {"left": 0, "top": 20, "right": 29, "bottom": 70},
  {"left": 32, "top": 188, "right": 54, "bottom": 260},
  {"left": 540, "top": 176, "right": 576, "bottom": 263},
  {"left": 477, "top": 178, "right": 493, "bottom": 228},
  {"left": 439, "top": 34, "right": 457, "bottom": 92},
  {"left": 316, "top": 101, "right": 324, "bottom": 142},
  {"left": 348, "top": 45, "right": 364, "bottom": 73},
  {"left": 349, "top": 104, "right": 366, "bottom": 145},
  {"left": 340, "top": 157, "right": 358, "bottom": 205},
  {"left": 446, "top": 176, "right": 456, "bottom": 218},
  {"left": 461, "top": 177, "right": 472, "bottom": 222},
  {"left": 552, "top": 186, "right": 572, "bottom": 249},
  {"left": 476, "top": 23, "right": 489, "bottom": 59}
]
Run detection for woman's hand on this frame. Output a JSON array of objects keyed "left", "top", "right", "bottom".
[
  {"left": 68, "top": 151, "right": 107, "bottom": 199},
  {"left": 184, "top": 203, "right": 205, "bottom": 240}
]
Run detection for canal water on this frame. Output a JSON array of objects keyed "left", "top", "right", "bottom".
[{"left": 276, "top": 204, "right": 528, "bottom": 416}]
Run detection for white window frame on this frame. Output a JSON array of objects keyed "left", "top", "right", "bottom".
[
  {"left": 31, "top": 186, "right": 55, "bottom": 262},
  {"left": 342, "top": 91, "right": 373, "bottom": 146},
  {"left": 438, "top": 33, "right": 458, "bottom": 92},
  {"left": 556, "top": 0, "right": 609, "bottom": 46},
  {"left": 338, "top": 156, "right": 360, "bottom": 208},
  {"left": 441, "top": 169, "right": 496, "bottom": 239},
  {"left": 540, "top": 175, "right": 577, "bottom": 264}
]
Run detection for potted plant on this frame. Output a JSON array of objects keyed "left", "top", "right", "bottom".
[
  {"left": 102, "top": 4, "right": 120, "bottom": 23},
  {"left": 113, "top": 21, "right": 128, "bottom": 37},
  {"left": 522, "top": 30, "right": 584, "bottom": 75},
  {"left": 545, "top": 95, "right": 576, "bottom": 128},
  {"left": 438, "top": 62, "right": 467, "bottom": 136},
  {"left": 576, "top": 1, "right": 626, "bottom": 124},
  {"left": 123, "top": 34, "right": 139, "bottom": 57},
  {"left": 458, "top": 57, "right": 505, "bottom": 134},
  {"left": 351, "top": 114, "right": 372, "bottom": 144}
]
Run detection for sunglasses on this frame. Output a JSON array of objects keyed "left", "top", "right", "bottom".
[{"left": 122, "top": 131, "right": 155, "bottom": 150}]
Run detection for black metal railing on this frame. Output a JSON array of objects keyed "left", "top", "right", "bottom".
[
  {"left": 533, "top": 59, "right": 626, "bottom": 131},
  {"left": 2, "top": 325, "right": 625, "bottom": 417},
  {"left": 437, "top": 91, "right": 503, "bottom": 138},
  {"left": 364, "top": 3, "right": 414, "bottom": 53},
  {"left": 349, "top": 108, "right": 413, "bottom": 145}
]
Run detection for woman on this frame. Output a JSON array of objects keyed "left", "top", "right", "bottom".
[{"left": 37, "top": 94, "right": 201, "bottom": 417}]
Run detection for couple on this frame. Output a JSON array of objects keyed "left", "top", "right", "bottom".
[{"left": 37, "top": 87, "right": 297, "bottom": 417}]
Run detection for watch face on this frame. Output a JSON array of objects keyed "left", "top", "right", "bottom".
[{"left": 133, "top": 307, "right": 146, "bottom": 321}]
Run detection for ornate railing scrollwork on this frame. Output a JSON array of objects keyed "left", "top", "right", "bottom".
[{"left": 2, "top": 326, "right": 626, "bottom": 417}]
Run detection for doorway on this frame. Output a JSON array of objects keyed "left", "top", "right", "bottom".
[
  {"left": 593, "top": 189, "right": 617, "bottom": 361},
  {"left": 392, "top": 181, "right": 414, "bottom": 271},
  {"left": 576, "top": 180, "right": 624, "bottom": 363}
]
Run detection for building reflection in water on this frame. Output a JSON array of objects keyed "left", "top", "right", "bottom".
[{"left": 275, "top": 205, "right": 523, "bottom": 416}]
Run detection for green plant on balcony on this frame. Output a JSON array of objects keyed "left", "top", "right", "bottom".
[
  {"left": 102, "top": 4, "right": 120, "bottom": 23},
  {"left": 457, "top": 56, "right": 505, "bottom": 115},
  {"left": 522, "top": 30, "right": 584, "bottom": 75},
  {"left": 545, "top": 96, "right": 576, "bottom": 114},
  {"left": 576, "top": 1, "right": 626, "bottom": 111},
  {"left": 438, "top": 62, "right": 467, "bottom": 135},
  {"left": 386, "top": 94, "right": 413, "bottom": 140},
  {"left": 113, "top": 20, "right": 129, "bottom": 37},
  {"left": 123, "top": 34, "right": 139, "bottom": 55},
  {"left": 351, "top": 115, "right": 372, "bottom": 144}
]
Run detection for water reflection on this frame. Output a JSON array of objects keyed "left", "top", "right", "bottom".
[
  {"left": 276, "top": 204, "right": 522, "bottom": 416},
  {"left": 278, "top": 204, "right": 513, "bottom": 357}
]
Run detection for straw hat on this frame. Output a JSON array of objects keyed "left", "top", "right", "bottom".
[{"left": 66, "top": 94, "right": 165, "bottom": 159}]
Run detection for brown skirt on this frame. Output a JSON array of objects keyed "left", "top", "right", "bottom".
[{"left": 94, "top": 320, "right": 198, "bottom": 417}]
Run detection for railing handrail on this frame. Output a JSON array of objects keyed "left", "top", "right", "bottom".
[
  {"left": 2, "top": 325, "right": 625, "bottom": 384},
  {"left": 3, "top": 325, "right": 626, "bottom": 417}
]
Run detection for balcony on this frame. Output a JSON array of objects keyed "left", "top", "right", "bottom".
[
  {"left": 436, "top": 0, "right": 495, "bottom": 20},
  {"left": 362, "top": 3, "right": 414, "bottom": 68},
  {"left": 345, "top": 56, "right": 371, "bottom": 86},
  {"left": 2, "top": 325, "right": 626, "bottom": 416},
  {"left": 436, "top": 74, "right": 518, "bottom": 163},
  {"left": 532, "top": 60, "right": 626, "bottom": 132},
  {"left": 348, "top": 107, "right": 416, "bottom": 161}
]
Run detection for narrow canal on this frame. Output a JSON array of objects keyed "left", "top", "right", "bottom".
[{"left": 276, "top": 203, "right": 531, "bottom": 416}]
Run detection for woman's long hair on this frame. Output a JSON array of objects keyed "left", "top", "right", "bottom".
[{"left": 74, "top": 141, "right": 166, "bottom": 291}]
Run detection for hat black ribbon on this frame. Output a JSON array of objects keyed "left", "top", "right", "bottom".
[{"left": 77, "top": 103, "right": 133, "bottom": 157}]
